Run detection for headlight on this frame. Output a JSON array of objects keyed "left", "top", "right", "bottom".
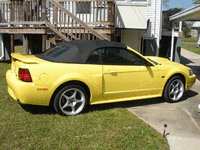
[{"left": 189, "top": 70, "right": 193, "bottom": 76}]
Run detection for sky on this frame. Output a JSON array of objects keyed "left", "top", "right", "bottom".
[{"left": 163, "top": 0, "right": 195, "bottom": 11}]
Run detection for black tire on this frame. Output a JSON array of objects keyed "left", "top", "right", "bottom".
[
  {"left": 163, "top": 76, "right": 185, "bottom": 103},
  {"left": 54, "top": 84, "right": 88, "bottom": 116}
]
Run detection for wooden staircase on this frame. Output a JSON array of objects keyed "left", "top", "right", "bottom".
[{"left": 46, "top": 0, "right": 110, "bottom": 43}]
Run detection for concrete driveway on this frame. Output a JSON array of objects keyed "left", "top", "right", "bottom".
[{"left": 126, "top": 48, "right": 200, "bottom": 150}]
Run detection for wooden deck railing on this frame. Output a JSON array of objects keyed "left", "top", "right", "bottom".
[
  {"left": 0, "top": 0, "right": 115, "bottom": 27},
  {"left": 54, "top": 0, "right": 115, "bottom": 27},
  {"left": 47, "top": 0, "right": 114, "bottom": 40},
  {"left": 0, "top": 1, "right": 10, "bottom": 25},
  {"left": 0, "top": 0, "right": 115, "bottom": 41}
]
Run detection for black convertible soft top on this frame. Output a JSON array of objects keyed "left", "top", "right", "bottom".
[{"left": 35, "top": 40, "right": 127, "bottom": 63}]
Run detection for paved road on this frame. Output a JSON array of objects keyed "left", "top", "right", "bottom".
[{"left": 126, "top": 48, "right": 200, "bottom": 150}]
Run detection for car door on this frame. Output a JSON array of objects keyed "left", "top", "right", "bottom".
[
  {"left": 102, "top": 47, "right": 160, "bottom": 101},
  {"left": 85, "top": 49, "right": 104, "bottom": 104}
]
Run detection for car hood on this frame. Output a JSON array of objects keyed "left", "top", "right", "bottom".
[{"left": 145, "top": 56, "right": 182, "bottom": 66}]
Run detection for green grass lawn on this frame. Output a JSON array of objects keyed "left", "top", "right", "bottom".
[
  {"left": 182, "top": 37, "right": 197, "bottom": 43},
  {"left": 0, "top": 62, "right": 169, "bottom": 150},
  {"left": 14, "top": 46, "right": 23, "bottom": 53},
  {"left": 182, "top": 43, "right": 200, "bottom": 55},
  {"left": 181, "top": 37, "right": 200, "bottom": 55}
]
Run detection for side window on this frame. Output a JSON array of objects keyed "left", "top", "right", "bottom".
[
  {"left": 85, "top": 49, "right": 101, "bottom": 64},
  {"left": 102, "top": 48, "right": 148, "bottom": 66}
]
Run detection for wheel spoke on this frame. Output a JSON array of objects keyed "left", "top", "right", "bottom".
[
  {"left": 62, "top": 102, "right": 69, "bottom": 109},
  {"left": 173, "top": 92, "right": 178, "bottom": 100},
  {"left": 175, "top": 82, "right": 180, "bottom": 88},
  {"left": 71, "top": 105, "right": 75, "bottom": 112},
  {"left": 71, "top": 90, "right": 77, "bottom": 99},
  {"left": 76, "top": 99, "right": 83, "bottom": 103},
  {"left": 75, "top": 94, "right": 84, "bottom": 103},
  {"left": 169, "top": 88, "right": 174, "bottom": 95},
  {"left": 61, "top": 95, "right": 70, "bottom": 109},
  {"left": 169, "top": 84, "right": 175, "bottom": 95},
  {"left": 63, "top": 95, "right": 69, "bottom": 100}
]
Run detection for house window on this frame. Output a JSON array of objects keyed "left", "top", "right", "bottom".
[{"left": 76, "top": 2, "right": 91, "bottom": 14}]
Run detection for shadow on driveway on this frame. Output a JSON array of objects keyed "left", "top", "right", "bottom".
[{"left": 180, "top": 56, "right": 194, "bottom": 65}]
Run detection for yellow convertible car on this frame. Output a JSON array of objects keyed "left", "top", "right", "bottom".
[{"left": 6, "top": 40, "right": 196, "bottom": 116}]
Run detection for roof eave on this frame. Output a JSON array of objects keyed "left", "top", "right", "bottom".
[{"left": 169, "top": 4, "right": 200, "bottom": 22}]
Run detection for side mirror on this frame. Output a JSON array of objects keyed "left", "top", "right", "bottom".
[{"left": 146, "top": 61, "right": 152, "bottom": 66}]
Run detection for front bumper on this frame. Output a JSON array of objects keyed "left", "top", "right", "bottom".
[
  {"left": 6, "top": 70, "right": 50, "bottom": 106},
  {"left": 185, "top": 74, "right": 196, "bottom": 91}
]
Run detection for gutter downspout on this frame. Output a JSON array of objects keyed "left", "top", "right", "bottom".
[{"left": 0, "top": 34, "right": 4, "bottom": 60}]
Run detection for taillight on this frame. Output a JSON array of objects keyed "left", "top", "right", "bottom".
[{"left": 18, "top": 68, "right": 32, "bottom": 82}]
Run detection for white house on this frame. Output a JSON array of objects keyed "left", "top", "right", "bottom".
[
  {"left": 0, "top": 0, "right": 163, "bottom": 60},
  {"left": 115, "top": 0, "right": 163, "bottom": 56}
]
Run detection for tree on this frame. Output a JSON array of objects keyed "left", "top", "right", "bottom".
[
  {"left": 193, "top": 0, "right": 200, "bottom": 4},
  {"left": 163, "top": 0, "right": 170, "bottom": 8},
  {"left": 162, "top": 8, "right": 191, "bottom": 37}
]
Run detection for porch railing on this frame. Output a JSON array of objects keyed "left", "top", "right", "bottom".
[
  {"left": 0, "top": 0, "right": 115, "bottom": 27},
  {"left": 0, "top": 0, "right": 115, "bottom": 41},
  {"left": 0, "top": 1, "right": 10, "bottom": 25}
]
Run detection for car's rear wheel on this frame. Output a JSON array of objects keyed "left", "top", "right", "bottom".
[
  {"left": 54, "top": 85, "right": 88, "bottom": 116},
  {"left": 163, "top": 76, "right": 185, "bottom": 102}
]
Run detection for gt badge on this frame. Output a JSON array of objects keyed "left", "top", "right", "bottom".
[{"left": 37, "top": 88, "right": 48, "bottom": 91}]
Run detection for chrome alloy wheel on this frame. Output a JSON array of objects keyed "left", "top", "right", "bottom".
[
  {"left": 168, "top": 79, "right": 184, "bottom": 101},
  {"left": 59, "top": 88, "right": 86, "bottom": 116}
]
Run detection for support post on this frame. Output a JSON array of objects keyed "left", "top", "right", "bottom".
[
  {"left": 46, "top": 39, "right": 53, "bottom": 49},
  {"left": 10, "top": 0, "right": 14, "bottom": 22},
  {"left": 23, "top": 34, "right": 29, "bottom": 55},
  {"left": 53, "top": 5, "right": 58, "bottom": 25},
  {"left": 41, "top": 0, "right": 47, "bottom": 21},
  {"left": 42, "top": 35, "right": 46, "bottom": 52},
  {"left": 3, "top": 34, "right": 11, "bottom": 60},
  {"left": 10, "top": 34, "right": 14, "bottom": 53},
  {"left": 173, "top": 21, "right": 182, "bottom": 63},
  {"left": 0, "top": 34, "right": 4, "bottom": 60},
  {"left": 26, "top": 35, "right": 29, "bottom": 55},
  {"left": 170, "top": 22, "right": 175, "bottom": 61},
  {"left": 0, "top": 9, "right": 2, "bottom": 23},
  {"left": 179, "top": 21, "right": 182, "bottom": 32},
  {"left": 29, "top": 35, "right": 33, "bottom": 54},
  {"left": 196, "top": 28, "right": 200, "bottom": 47},
  {"left": 108, "top": 2, "right": 112, "bottom": 24}
]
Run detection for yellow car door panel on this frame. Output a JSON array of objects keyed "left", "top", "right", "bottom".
[{"left": 101, "top": 48, "right": 161, "bottom": 101}]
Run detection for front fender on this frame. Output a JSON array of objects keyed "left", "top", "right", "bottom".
[{"left": 162, "top": 68, "right": 188, "bottom": 91}]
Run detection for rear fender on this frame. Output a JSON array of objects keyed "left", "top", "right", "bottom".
[{"left": 49, "top": 73, "right": 92, "bottom": 96}]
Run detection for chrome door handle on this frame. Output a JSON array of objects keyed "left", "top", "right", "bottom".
[{"left": 109, "top": 70, "right": 117, "bottom": 73}]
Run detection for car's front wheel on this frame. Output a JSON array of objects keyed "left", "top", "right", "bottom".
[
  {"left": 163, "top": 76, "right": 185, "bottom": 102},
  {"left": 54, "top": 85, "right": 88, "bottom": 116}
]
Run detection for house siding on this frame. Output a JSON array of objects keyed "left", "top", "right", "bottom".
[{"left": 143, "top": 0, "right": 162, "bottom": 40}]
